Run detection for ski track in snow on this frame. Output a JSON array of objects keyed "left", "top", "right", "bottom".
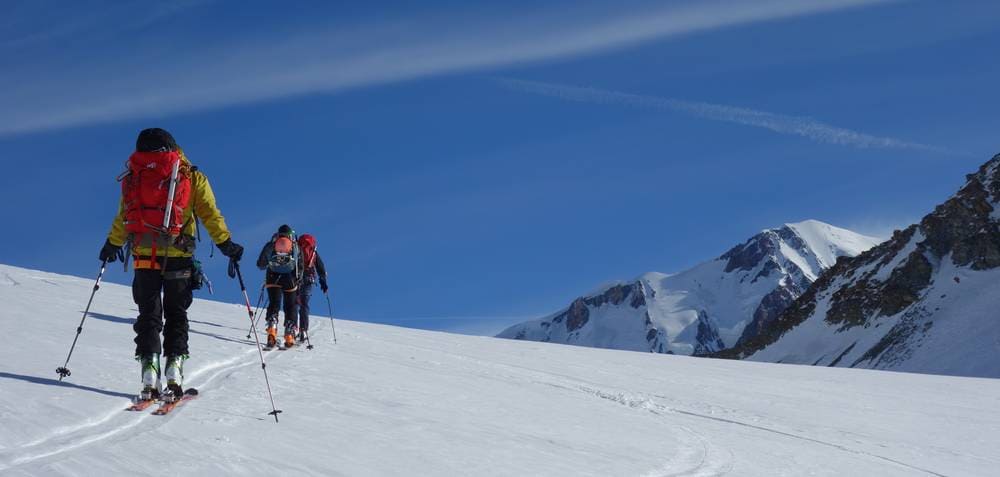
[
  {"left": 360, "top": 333, "right": 944, "bottom": 477},
  {"left": 31, "top": 276, "right": 61, "bottom": 286},
  {"left": 2, "top": 264, "right": 996, "bottom": 476},
  {"left": 355, "top": 333, "right": 736, "bottom": 477},
  {"left": 0, "top": 346, "right": 272, "bottom": 470},
  {"left": 665, "top": 408, "right": 945, "bottom": 477}
]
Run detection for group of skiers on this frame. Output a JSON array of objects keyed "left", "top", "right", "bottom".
[
  {"left": 94, "top": 128, "right": 329, "bottom": 403},
  {"left": 257, "top": 224, "right": 328, "bottom": 350}
]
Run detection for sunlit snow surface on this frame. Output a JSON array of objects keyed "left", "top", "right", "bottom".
[
  {"left": 500, "top": 220, "right": 882, "bottom": 354},
  {"left": 1, "top": 264, "right": 997, "bottom": 476}
]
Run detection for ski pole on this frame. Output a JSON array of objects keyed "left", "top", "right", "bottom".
[
  {"left": 324, "top": 292, "right": 337, "bottom": 344},
  {"left": 56, "top": 260, "right": 108, "bottom": 381},
  {"left": 246, "top": 283, "right": 266, "bottom": 339},
  {"left": 232, "top": 260, "right": 283, "bottom": 423}
]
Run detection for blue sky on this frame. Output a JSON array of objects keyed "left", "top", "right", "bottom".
[{"left": 2, "top": 0, "right": 999, "bottom": 335}]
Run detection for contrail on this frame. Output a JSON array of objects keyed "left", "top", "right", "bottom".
[
  {"left": 0, "top": 0, "right": 896, "bottom": 136},
  {"left": 499, "top": 78, "right": 953, "bottom": 154}
]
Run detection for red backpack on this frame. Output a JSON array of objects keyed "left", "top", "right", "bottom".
[
  {"left": 119, "top": 150, "right": 192, "bottom": 258},
  {"left": 298, "top": 234, "right": 318, "bottom": 271}
]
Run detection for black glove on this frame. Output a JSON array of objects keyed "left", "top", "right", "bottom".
[
  {"left": 99, "top": 240, "right": 124, "bottom": 263},
  {"left": 320, "top": 279, "right": 329, "bottom": 294},
  {"left": 227, "top": 257, "right": 238, "bottom": 279},
  {"left": 217, "top": 239, "right": 244, "bottom": 262}
]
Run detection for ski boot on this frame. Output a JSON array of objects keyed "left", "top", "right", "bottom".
[
  {"left": 266, "top": 322, "right": 278, "bottom": 348},
  {"left": 284, "top": 332, "right": 296, "bottom": 348},
  {"left": 138, "top": 353, "right": 161, "bottom": 401},
  {"left": 297, "top": 329, "right": 308, "bottom": 342},
  {"left": 162, "top": 354, "right": 187, "bottom": 402}
]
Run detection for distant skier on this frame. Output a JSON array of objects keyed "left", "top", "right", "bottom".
[
  {"left": 295, "top": 233, "right": 329, "bottom": 343},
  {"left": 99, "top": 128, "right": 244, "bottom": 402},
  {"left": 257, "top": 225, "right": 304, "bottom": 348}
]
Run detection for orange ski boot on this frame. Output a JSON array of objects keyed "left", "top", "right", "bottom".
[{"left": 266, "top": 325, "right": 278, "bottom": 349}]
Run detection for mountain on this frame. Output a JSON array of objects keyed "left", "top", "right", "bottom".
[
  {"left": 497, "top": 220, "right": 881, "bottom": 355},
  {"left": 2, "top": 263, "right": 998, "bottom": 476},
  {"left": 721, "top": 154, "right": 1000, "bottom": 378}
]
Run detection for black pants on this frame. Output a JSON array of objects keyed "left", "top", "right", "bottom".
[
  {"left": 297, "top": 282, "right": 313, "bottom": 332},
  {"left": 133, "top": 258, "right": 193, "bottom": 357},
  {"left": 266, "top": 271, "right": 298, "bottom": 334}
]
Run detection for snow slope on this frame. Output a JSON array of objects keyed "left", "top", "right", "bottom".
[
  {"left": 2, "top": 263, "right": 998, "bottom": 476},
  {"left": 498, "top": 220, "right": 880, "bottom": 355},
  {"left": 725, "top": 154, "right": 1000, "bottom": 379}
]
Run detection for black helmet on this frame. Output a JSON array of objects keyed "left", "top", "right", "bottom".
[
  {"left": 277, "top": 224, "right": 294, "bottom": 236},
  {"left": 136, "top": 128, "right": 178, "bottom": 152}
]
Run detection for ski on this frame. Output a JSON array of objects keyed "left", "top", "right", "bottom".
[
  {"left": 152, "top": 388, "right": 199, "bottom": 415},
  {"left": 126, "top": 399, "right": 158, "bottom": 412}
]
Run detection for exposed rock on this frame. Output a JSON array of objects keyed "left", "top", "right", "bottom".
[
  {"left": 738, "top": 283, "right": 801, "bottom": 345},
  {"left": 581, "top": 282, "right": 644, "bottom": 309},
  {"left": 499, "top": 220, "right": 879, "bottom": 355},
  {"left": 564, "top": 298, "right": 590, "bottom": 332},
  {"left": 694, "top": 311, "right": 725, "bottom": 355},
  {"left": 717, "top": 153, "right": 1000, "bottom": 363},
  {"left": 722, "top": 232, "right": 779, "bottom": 273}
]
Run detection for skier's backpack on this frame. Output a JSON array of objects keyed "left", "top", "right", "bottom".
[
  {"left": 119, "top": 150, "right": 192, "bottom": 259},
  {"left": 267, "top": 234, "right": 299, "bottom": 275},
  {"left": 298, "top": 234, "right": 318, "bottom": 275}
]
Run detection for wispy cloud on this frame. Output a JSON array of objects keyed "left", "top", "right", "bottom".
[
  {"left": 0, "top": 0, "right": 213, "bottom": 50},
  {"left": 498, "top": 78, "right": 954, "bottom": 153},
  {"left": 0, "top": 0, "right": 894, "bottom": 136}
]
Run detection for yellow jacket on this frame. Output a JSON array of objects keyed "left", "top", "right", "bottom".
[{"left": 107, "top": 151, "right": 232, "bottom": 268}]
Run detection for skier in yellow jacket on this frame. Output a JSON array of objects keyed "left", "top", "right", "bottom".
[{"left": 99, "top": 128, "right": 244, "bottom": 400}]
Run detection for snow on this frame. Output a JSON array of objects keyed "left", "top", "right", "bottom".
[
  {"left": 748, "top": 252, "right": 1000, "bottom": 379},
  {"left": 3, "top": 264, "right": 1000, "bottom": 476},
  {"left": 651, "top": 258, "right": 770, "bottom": 349},
  {"left": 784, "top": 220, "right": 881, "bottom": 270},
  {"left": 871, "top": 230, "right": 923, "bottom": 283},
  {"left": 500, "top": 220, "right": 882, "bottom": 354}
]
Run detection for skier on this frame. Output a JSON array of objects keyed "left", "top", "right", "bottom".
[
  {"left": 98, "top": 128, "right": 244, "bottom": 402},
  {"left": 295, "top": 233, "right": 329, "bottom": 343},
  {"left": 257, "top": 225, "right": 304, "bottom": 349}
]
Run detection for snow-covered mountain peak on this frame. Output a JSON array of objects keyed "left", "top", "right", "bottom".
[
  {"left": 783, "top": 220, "right": 883, "bottom": 268},
  {"left": 721, "top": 153, "right": 1000, "bottom": 378},
  {"left": 499, "top": 220, "right": 880, "bottom": 356},
  {"left": 721, "top": 219, "right": 881, "bottom": 283}
]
